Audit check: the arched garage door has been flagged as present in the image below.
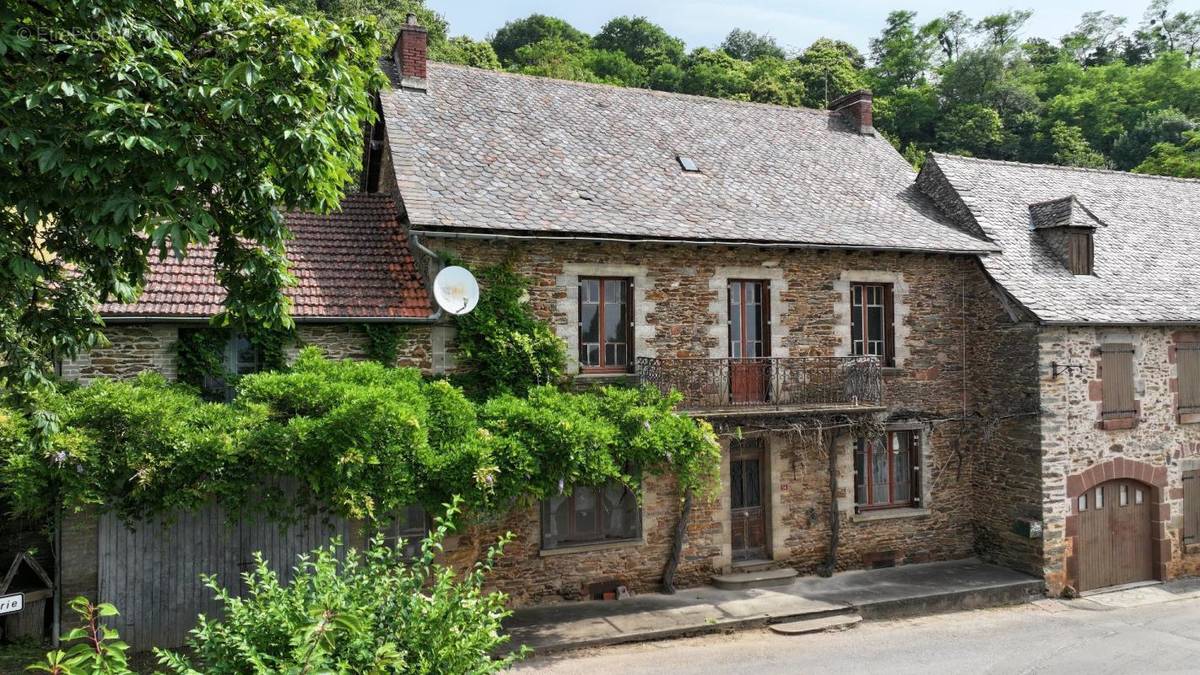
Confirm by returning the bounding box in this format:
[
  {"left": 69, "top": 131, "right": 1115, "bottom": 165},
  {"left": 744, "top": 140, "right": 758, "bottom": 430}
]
[{"left": 1075, "top": 478, "right": 1154, "bottom": 592}]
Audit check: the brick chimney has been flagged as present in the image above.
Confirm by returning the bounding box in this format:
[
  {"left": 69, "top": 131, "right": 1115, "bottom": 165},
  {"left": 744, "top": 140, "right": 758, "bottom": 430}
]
[
  {"left": 392, "top": 13, "right": 428, "bottom": 91},
  {"left": 829, "top": 90, "right": 873, "bottom": 135}
]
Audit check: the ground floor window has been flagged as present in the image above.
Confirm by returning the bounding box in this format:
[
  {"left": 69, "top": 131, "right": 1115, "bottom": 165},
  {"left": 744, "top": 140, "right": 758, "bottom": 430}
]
[
  {"left": 541, "top": 481, "right": 640, "bottom": 550},
  {"left": 383, "top": 504, "right": 429, "bottom": 560},
  {"left": 854, "top": 430, "right": 920, "bottom": 511}
]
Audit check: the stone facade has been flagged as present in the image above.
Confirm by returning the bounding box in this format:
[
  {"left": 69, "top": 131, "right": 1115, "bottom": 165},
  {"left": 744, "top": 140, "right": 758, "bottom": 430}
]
[
  {"left": 62, "top": 322, "right": 436, "bottom": 384},
  {"left": 1038, "top": 325, "right": 1200, "bottom": 594},
  {"left": 422, "top": 236, "right": 1042, "bottom": 604}
]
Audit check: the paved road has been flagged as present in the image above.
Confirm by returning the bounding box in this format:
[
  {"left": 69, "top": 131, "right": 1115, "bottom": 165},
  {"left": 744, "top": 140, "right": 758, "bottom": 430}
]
[{"left": 512, "top": 593, "right": 1200, "bottom": 674}]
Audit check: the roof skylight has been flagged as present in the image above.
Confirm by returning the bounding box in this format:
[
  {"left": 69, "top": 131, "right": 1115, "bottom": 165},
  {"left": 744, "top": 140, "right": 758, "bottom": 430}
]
[{"left": 677, "top": 155, "right": 700, "bottom": 173}]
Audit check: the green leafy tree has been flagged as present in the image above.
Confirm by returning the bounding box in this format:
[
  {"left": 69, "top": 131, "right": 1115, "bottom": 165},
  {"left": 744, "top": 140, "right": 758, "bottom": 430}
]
[
  {"left": 1062, "top": 11, "right": 1129, "bottom": 65},
  {"left": 586, "top": 49, "right": 649, "bottom": 87},
  {"left": 922, "top": 11, "right": 973, "bottom": 63},
  {"left": 976, "top": 10, "right": 1033, "bottom": 49},
  {"left": 1047, "top": 122, "right": 1108, "bottom": 167},
  {"left": 873, "top": 83, "right": 940, "bottom": 149},
  {"left": 593, "top": 16, "right": 686, "bottom": 68},
  {"left": 869, "top": 11, "right": 936, "bottom": 95},
  {"left": 1135, "top": 129, "right": 1200, "bottom": 177},
  {"left": 0, "top": 0, "right": 383, "bottom": 396},
  {"left": 794, "top": 38, "right": 868, "bottom": 108},
  {"left": 1135, "top": 0, "right": 1200, "bottom": 63},
  {"left": 937, "top": 104, "right": 1006, "bottom": 156},
  {"left": 490, "top": 13, "right": 590, "bottom": 65},
  {"left": 1111, "top": 107, "right": 1197, "bottom": 169},
  {"left": 508, "top": 37, "right": 601, "bottom": 83},
  {"left": 680, "top": 48, "right": 751, "bottom": 100},
  {"left": 747, "top": 57, "right": 806, "bottom": 106},
  {"left": 280, "top": 0, "right": 448, "bottom": 48},
  {"left": 721, "top": 28, "right": 786, "bottom": 61},
  {"left": 438, "top": 36, "right": 502, "bottom": 70}
]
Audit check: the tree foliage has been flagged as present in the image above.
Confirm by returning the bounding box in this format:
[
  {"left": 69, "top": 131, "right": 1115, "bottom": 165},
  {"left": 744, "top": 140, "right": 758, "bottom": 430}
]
[{"left": 0, "top": 0, "right": 384, "bottom": 396}]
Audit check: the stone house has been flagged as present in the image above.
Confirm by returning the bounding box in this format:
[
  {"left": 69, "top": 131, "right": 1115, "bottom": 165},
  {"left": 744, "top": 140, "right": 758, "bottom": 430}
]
[
  {"left": 917, "top": 153, "right": 1200, "bottom": 595},
  {"left": 366, "top": 22, "right": 1043, "bottom": 604}
]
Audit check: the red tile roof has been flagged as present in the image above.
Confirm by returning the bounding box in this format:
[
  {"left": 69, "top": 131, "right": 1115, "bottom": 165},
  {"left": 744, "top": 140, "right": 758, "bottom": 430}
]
[{"left": 99, "top": 193, "right": 432, "bottom": 319}]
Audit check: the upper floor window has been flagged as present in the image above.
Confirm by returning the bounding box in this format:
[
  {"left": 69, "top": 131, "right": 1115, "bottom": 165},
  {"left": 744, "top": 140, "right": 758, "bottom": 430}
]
[
  {"left": 1100, "top": 343, "right": 1136, "bottom": 419},
  {"left": 1178, "top": 342, "right": 1200, "bottom": 415},
  {"left": 579, "top": 277, "right": 633, "bottom": 372},
  {"left": 855, "top": 430, "right": 920, "bottom": 511},
  {"left": 850, "top": 283, "right": 894, "bottom": 366},
  {"left": 541, "top": 481, "right": 641, "bottom": 550}
]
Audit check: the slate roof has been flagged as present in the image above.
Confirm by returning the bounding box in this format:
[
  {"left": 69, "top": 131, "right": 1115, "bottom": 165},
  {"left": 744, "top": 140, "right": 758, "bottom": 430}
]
[
  {"left": 100, "top": 193, "right": 432, "bottom": 320},
  {"left": 1027, "top": 196, "right": 1104, "bottom": 231},
  {"left": 927, "top": 153, "right": 1200, "bottom": 324},
  {"left": 379, "top": 63, "right": 995, "bottom": 254}
]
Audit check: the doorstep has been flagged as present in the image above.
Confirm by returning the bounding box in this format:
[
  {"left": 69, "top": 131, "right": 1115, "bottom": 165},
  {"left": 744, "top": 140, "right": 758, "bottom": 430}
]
[{"left": 503, "top": 558, "right": 1043, "bottom": 655}]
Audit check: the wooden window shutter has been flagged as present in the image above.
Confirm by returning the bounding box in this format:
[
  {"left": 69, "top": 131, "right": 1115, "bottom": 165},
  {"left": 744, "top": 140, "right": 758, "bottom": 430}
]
[
  {"left": 1178, "top": 343, "right": 1200, "bottom": 412},
  {"left": 1068, "top": 231, "right": 1094, "bottom": 275},
  {"left": 1100, "top": 343, "right": 1136, "bottom": 417},
  {"left": 1185, "top": 470, "right": 1200, "bottom": 544},
  {"left": 883, "top": 284, "right": 896, "bottom": 367}
]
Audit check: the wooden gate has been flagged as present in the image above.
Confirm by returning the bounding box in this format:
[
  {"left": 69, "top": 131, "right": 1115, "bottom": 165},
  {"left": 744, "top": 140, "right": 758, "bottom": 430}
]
[
  {"left": 1075, "top": 478, "right": 1154, "bottom": 592},
  {"left": 730, "top": 438, "right": 768, "bottom": 561},
  {"left": 98, "top": 504, "right": 358, "bottom": 650}
]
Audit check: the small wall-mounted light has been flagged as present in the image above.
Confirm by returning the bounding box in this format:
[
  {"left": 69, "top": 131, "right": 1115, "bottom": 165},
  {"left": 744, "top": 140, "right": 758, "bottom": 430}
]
[{"left": 1051, "top": 362, "right": 1085, "bottom": 379}]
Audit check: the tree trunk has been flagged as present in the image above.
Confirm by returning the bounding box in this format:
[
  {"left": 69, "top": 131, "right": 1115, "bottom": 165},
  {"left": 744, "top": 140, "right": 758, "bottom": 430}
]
[
  {"left": 662, "top": 488, "right": 694, "bottom": 594},
  {"left": 819, "top": 430, "right": 840, "bottom": 577}
]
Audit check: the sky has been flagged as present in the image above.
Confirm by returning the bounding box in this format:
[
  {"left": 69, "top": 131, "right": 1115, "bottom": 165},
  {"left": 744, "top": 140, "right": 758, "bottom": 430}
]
[{"left": 430, "top": 0, "right": 1182, "bottom": 53}]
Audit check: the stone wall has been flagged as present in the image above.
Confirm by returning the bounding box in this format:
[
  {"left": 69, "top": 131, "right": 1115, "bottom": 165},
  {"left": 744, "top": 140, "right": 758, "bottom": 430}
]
[
  {"left": 1038, "top": 325, "right": 1200, "bottom": 594},
  {"left": 423, "top": 237, "right": 1038, "bottom": 603},
  {"left": 62, "top": 321, "right": 437, "bottom": 384}
]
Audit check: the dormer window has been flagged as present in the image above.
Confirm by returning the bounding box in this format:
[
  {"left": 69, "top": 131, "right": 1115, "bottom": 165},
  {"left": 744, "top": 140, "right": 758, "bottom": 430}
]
[{"left": 1028, "top": 195, "right": 1103, "bottom": 276}]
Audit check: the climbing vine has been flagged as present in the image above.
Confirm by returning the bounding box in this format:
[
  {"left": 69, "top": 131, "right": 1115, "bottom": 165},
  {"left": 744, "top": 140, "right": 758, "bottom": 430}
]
[
  {"left": 0, "top": 350, "right": 720, "bottom": 527},
  {"left": 361, "top": 323, "right": 408, "bottom": 366},
  {"left": 175, "top": 325, "right": 290, "bottom": 393},
  {"left": 450, "top": 261, "right": 567, "bottom": 399}
]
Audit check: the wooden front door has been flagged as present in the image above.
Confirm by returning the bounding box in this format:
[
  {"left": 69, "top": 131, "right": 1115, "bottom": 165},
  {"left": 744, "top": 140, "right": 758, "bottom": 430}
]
[
  {"left": 729, "top": 280, "right": 769, "bottom": 403},
  {"left": 730, "top": 439, "right": 767, "bottom": 561},
  {"left": 1076, "top": 478, "right": 1154, "bottom": 592}
]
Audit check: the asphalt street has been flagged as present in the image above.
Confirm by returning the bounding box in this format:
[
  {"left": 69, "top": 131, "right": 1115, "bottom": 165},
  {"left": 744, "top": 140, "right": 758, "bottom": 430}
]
[{"left": 513, "top": 592, "right": 1200, "bottom": 674}]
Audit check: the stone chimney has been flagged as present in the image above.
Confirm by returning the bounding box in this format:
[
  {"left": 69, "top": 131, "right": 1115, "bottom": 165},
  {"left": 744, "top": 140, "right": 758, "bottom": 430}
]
[
  {"left": 392, "top": 13, "right": 428, "bottom": 91},
  {"left": 829, "top": 90, "right": 873, "bottom": 135}
]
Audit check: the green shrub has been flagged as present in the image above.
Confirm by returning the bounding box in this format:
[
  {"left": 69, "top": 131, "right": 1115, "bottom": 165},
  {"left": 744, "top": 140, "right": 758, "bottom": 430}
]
[
  {"left": 0, "top": 351, "right": 720, "bottom": 528},
  {"left": 30, "top": 501, "right": 524, "bottom": 674}
]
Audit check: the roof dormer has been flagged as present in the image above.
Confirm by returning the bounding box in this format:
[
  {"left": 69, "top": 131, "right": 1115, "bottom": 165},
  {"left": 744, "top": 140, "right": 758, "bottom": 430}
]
[{"left": 1028, "top": 196, "right": 1104, "bottom": 276}]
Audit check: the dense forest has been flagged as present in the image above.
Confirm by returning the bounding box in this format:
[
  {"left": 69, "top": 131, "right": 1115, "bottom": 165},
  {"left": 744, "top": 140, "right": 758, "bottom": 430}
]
[{"left": 288, "top": 0, "right": 1200, "bottom": 177}]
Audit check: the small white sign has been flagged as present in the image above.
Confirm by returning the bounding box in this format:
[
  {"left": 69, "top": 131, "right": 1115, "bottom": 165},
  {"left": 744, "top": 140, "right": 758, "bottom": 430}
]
[{"left": 0, "top": 593, "right": 23, "bottom": 615}]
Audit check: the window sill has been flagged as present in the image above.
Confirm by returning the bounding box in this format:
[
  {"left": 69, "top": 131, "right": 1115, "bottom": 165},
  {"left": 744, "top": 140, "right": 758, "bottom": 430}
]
[
  {"left": 881, "top": 367, "right": 906, "bottom": 376},
  {"left": 851, "top": 507, "right": 930, "bottom": 523},
  {"left": 539, "top": 538, "right": 644, "bottom": 557},
  {"left": 1099, "top": 415, "right": 1138, "bottom": 431},
  {"left": 1179, "top": 411, "right": 1200, "bottom": 425},
  {"left": 1184, "top": 542, "right": 1200, "bottom": 556}
]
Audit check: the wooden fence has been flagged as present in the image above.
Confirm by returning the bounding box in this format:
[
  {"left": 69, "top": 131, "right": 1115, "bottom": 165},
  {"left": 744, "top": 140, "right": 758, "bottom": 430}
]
[{"left": 97, "top": 504, "right": 360, "bottom": 650}]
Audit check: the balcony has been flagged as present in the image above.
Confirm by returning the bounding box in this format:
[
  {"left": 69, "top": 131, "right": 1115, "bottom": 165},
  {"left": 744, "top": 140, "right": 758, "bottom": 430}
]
[{"left": 636, "top": 356, "right": 883, "bottom": 416}]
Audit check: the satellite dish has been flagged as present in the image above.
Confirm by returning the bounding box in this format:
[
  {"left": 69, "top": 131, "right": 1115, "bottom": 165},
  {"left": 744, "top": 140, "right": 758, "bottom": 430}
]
[{"left": 433, "top": 266, "right": 480, "bottom": 316}]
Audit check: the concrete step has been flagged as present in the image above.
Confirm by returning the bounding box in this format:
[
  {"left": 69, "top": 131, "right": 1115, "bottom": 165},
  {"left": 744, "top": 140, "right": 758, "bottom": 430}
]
[
  {"left": 770, "top": 613, "right": 862, "bottom": 635},
  {"left": 712, "top": 567, "right": 799, "bottom": 590},
  {"left": 731, "top": 559, "right": 783, "bottom": 574}
]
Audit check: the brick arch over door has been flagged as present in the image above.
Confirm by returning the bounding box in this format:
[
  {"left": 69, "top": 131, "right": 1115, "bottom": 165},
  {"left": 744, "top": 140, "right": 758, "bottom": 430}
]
[{"left": 1064, "top": 458, "right": 1169, "bottom": 593}]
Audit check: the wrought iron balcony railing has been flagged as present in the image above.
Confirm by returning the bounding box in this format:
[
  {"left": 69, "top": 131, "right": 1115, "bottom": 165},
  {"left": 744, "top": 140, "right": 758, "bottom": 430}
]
[{"left": 636, "top": 356, "right": 883, "bottom": 413}]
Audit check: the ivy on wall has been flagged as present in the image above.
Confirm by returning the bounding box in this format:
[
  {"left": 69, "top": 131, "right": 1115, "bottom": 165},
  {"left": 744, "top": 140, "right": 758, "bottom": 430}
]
[
  {"left": 450, "top": 262, "right": 567, "bottom": 399},
  {"left": 361, "top": 324, "right": 408, "bottom": 366},
  {"left": 175, "top": 325, "right": 290, "bottom": 394}
]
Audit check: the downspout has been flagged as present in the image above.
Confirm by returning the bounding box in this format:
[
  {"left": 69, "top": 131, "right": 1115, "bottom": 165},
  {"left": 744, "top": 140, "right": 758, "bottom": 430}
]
[{"left": 408, "top": 232, "right": 444, "bottom": 322}]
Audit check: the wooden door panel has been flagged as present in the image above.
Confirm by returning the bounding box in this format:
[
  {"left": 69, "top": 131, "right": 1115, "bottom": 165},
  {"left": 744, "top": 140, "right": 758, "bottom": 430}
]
[
  {"left": 1076, "top": 479, "right": 1153, "bottom": 592},
  {"left": 730, "top": 443, "right": 767, "bottom": 561}
]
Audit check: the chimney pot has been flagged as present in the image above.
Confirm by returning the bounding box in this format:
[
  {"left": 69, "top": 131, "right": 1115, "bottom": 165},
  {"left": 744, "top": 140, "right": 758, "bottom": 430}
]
[
  {"left": 829, "top": 89, "right": 874, "bottom": 135},
  {"left": 393, "top": 15, "right": 428, "bottom": 90}
]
